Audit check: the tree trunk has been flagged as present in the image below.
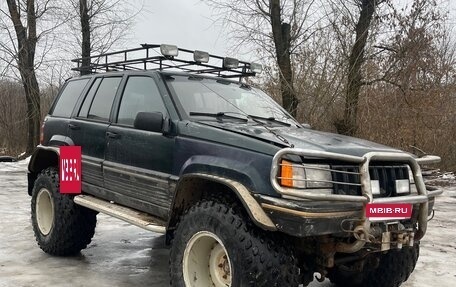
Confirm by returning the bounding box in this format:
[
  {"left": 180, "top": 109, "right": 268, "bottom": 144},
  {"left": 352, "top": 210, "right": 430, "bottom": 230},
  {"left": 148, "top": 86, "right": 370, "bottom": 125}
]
[
  {"left": 270, "top": 0, "right": 298, "bottom": 117},
  {"left": 7, "top": 0, "right": 41, "bottom": 154},
  {"left": 21, "top": 69, "right": 41, "bottom": 154},
  {"left": 80, "top": 0, "right": 91, "bottom": 75},
  {"left": 336, "top": 0, "right": 376, "bottom": 136}
]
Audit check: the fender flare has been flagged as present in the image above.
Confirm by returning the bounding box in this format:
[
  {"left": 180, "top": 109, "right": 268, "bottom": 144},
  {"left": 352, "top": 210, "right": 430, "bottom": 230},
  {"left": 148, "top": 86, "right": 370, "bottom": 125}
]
[
  {"left": 28, "top": 145, "right": 60, "bottom": 173},
  {"left": 169, "top": 173, "right": 277, "bottom": 231},
  {"left": 27, "top": 145, "right": 60, "bottom": 195}
]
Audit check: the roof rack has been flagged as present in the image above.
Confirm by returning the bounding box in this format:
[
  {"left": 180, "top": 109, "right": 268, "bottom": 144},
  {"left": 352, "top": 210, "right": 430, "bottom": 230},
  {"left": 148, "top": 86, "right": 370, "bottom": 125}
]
[{"left": 71, "top": 44, "right": 262, "bottom": 80}]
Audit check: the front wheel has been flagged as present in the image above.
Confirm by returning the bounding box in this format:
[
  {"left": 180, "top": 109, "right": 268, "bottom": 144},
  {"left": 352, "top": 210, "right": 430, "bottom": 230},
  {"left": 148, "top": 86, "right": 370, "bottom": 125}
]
[
  {"left": 169, "top": 199, "right": 300, "bottom": 286},
  {"left": 328, "top": 243, "right": 420, "bottom": 287}
]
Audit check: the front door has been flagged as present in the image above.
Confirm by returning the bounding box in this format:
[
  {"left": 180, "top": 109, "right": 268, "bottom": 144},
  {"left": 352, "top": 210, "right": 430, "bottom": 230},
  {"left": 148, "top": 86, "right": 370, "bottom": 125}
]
[{"left": 104, "top": 75, "right": 175, "bottom": 219}]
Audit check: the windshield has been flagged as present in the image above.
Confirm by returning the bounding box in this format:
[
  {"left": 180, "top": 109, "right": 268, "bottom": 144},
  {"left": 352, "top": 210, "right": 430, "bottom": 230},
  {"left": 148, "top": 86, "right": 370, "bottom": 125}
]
[{"left": 166, "top": 76, "right": 299, "bottom": 126}]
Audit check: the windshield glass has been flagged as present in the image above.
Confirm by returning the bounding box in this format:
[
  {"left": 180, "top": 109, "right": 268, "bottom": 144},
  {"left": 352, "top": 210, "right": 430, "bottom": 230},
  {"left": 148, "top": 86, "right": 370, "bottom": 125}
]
[{"left": 166, "top": 76, "right": 299, "bottom": 126}]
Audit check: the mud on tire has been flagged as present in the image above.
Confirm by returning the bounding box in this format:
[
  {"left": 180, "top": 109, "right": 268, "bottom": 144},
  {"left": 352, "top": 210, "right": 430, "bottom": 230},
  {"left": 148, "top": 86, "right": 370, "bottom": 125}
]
[
  {"left": 169, "top": 198, "right": 300, "bottom": 287},
  {"left": 329, "top": 243, "right": 420, "bottom": 287},
  {"left": 31, "top": 167, "right": 97, "bottom": 256}
]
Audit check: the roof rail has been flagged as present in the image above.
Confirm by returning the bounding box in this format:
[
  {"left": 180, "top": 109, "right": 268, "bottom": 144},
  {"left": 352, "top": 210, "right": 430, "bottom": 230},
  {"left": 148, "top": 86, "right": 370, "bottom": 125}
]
[{"left": 71, "top": 44, "right": 262, "bottom": 80}]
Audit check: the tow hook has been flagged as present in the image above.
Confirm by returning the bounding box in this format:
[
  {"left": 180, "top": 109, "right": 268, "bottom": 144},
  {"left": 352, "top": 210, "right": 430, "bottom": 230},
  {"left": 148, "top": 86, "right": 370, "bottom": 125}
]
[{"left": 315, "top": 272, "right": 326, "bottom": 282}]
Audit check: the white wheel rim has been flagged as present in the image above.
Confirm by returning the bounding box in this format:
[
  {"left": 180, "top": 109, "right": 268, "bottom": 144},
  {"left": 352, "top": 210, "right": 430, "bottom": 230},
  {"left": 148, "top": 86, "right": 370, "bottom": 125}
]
[
  {"left": 36, "top": 188, "right": 54, "bottom": 235},
  {"left": 183, "top": 231, "right": 232, "bottom": 287}
]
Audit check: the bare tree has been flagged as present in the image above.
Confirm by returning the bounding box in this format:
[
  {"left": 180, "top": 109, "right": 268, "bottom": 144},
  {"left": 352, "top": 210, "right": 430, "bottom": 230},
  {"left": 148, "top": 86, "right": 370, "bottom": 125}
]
[
  {"left": 79, "top": 0, "right": 91, "bottom": 75},
  {"left": 330, "top": 0, "right": 445, "bottom": 136},
  {"left": 2, "top": 0, "right": 41, "bottom": 154},
  {"left": 206, "top": 0, "right": 319, "bottom": 117},
  {"left": 0, "top": 80, "right": 27, "bottom": 155},
  {"left": 269, "top": 0, "right": 296, "bottom": 116},
  {"left": 67, "top": 0, "right": 143, "bottom": 75},
  {"left": 0, "top": 0, "right": 68, "bottom": 154},
  {"left": 332, "top": 0, "right": 384, "bottom": 136},
  {"left": 292, "top": 29, "right": 347, "bottom": 127}
]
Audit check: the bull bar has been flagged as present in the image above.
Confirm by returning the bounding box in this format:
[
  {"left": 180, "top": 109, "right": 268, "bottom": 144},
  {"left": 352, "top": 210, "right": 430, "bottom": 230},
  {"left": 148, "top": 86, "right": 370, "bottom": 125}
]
[{"left": 270, "top": 148, "right": 443, "bottom": 252}]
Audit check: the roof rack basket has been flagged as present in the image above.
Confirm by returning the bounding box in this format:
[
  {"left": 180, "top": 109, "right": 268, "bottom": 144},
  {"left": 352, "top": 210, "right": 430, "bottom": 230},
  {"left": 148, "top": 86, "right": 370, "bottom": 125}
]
[{"left": 71, "top": 44, "right": 262, "bottom": 80}]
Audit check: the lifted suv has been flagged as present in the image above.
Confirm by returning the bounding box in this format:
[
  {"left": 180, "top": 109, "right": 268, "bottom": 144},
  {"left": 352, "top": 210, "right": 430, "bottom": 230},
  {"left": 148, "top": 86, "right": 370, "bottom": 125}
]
[{"left": 27, "top": 44, "right": 442, "bottom": 286}]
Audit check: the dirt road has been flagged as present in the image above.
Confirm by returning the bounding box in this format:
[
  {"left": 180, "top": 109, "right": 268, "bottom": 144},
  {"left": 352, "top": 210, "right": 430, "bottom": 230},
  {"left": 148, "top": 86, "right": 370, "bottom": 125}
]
[{"left": 1, "top": 160, "right": 454, "bottom": 286}]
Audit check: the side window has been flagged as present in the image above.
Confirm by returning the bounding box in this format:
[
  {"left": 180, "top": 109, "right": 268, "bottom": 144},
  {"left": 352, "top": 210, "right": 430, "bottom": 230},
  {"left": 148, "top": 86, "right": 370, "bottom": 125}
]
[
  {"left": 78, "top": 78, "right": 102, "bottom": 118},
  {"left": 87, "top": 77, "right": 122, "bottom": 121},
  {"left": 117, "top": 76, "right": 167, "bottom": 126},
  {"left": 52, "top": 79, "right": 90, "bottom": 118}
]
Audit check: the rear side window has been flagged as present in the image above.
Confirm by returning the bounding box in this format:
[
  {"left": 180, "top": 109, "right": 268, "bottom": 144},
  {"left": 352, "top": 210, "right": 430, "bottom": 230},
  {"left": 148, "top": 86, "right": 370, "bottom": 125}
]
[
  {"left": 83, "top": 77, "right": 122, "bottom": 121},
  {"left": 117, "top": 76, "right": 167, "bottom": 126},
  {"left": 52, "top": 79, "right": 90, "bottom": 117}
]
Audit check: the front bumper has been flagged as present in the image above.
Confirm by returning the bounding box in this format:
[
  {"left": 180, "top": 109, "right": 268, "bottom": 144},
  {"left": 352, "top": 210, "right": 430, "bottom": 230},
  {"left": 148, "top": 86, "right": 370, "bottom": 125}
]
[
  {"left": 268, "top": 148, "right": 443, "bottom": 252},
  {"left": 257, "top": 195, "right": 363, "bottom": 236},
  {"left": 257, "top": 194, "right": 436, "bottom": 237}
]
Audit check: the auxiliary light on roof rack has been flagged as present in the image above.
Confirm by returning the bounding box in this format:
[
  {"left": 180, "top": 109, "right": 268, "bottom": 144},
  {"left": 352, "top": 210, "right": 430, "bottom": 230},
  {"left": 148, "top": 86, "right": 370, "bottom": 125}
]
[{"left": 71, "top": 44, "right": 262, "bottom": 81}]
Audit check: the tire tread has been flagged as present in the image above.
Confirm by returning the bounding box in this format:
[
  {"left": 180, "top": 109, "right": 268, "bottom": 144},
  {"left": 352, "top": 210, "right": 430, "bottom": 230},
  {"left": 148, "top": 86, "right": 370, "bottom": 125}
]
[
  {"left": 169, "top": 195, "right": 300, "bottom": 286},
  {"left": 31, "top": 167, "right": 97, "bottom": 256}
]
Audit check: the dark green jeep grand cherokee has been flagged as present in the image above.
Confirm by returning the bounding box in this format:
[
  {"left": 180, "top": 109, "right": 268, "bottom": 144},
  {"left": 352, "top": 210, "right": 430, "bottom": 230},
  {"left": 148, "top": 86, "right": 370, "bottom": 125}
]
[{"left": 27, "top": 44, "right": 442, "bottom": 287}]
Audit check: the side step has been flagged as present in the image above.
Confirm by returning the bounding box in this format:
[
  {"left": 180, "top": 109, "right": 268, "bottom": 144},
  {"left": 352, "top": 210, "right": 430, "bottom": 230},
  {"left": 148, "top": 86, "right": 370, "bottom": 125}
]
[{"left": 74, "top": 195, "right": 166, "bottom": 234}]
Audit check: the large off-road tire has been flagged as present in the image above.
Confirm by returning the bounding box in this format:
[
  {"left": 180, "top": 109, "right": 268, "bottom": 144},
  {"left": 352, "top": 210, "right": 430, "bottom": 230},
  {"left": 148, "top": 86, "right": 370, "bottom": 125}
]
[
  {"left": 328, "top": 243, "right": 420, "bottom": 287},
  {"left": 31, "top": 167, "right": 97, "bottom": 256},
  {"left": 169, "top": 198, "right": 300, "bottom": 287}
]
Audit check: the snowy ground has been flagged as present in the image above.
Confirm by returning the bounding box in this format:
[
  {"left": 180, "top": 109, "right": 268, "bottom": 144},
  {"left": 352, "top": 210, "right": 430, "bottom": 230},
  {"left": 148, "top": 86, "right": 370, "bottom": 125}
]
[{"left": 0, "top": 159, "right": 455, "bottom": 286}]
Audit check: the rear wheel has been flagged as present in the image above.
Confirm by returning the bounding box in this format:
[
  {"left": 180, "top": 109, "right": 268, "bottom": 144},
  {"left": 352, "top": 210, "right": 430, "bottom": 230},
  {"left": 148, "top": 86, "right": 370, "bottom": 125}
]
[
  {"left": 31, "top": 167, "right": 97, "bottom": 256},
  {"left": 169, "top": 198, "right": 300, "bottom": 286}
]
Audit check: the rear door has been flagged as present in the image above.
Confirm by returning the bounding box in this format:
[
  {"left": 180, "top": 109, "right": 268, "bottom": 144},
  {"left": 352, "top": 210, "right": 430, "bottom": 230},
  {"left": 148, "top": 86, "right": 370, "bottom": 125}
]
[
  {"left": 104, "top": 75, "right": 175, "bottom": 219},
  {"left": 68, "top": 76, "right": 123, "bottom": 191},
  {"left": 45, "top": 78, "right": 90, "bottom": 146}
]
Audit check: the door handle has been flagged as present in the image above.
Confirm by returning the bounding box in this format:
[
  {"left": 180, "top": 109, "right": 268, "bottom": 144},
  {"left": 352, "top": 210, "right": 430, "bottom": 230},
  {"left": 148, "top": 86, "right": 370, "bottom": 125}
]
[
  {"left": 106, "top": 131, "right": 121, "bottom": 139},
  {"left": 68, "top": 123, "right": 80, "bottom": 130}
]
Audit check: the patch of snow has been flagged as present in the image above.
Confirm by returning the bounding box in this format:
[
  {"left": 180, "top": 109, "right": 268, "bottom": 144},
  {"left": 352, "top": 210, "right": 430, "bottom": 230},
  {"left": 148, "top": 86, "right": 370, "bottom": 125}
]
[
  {"left": 0, "top": 156, "right": 30, "bottom": 173},
  {"left": 443, "top": 186, "right": 456, "bottom": 197},
  {"left": 441, "top": 172, "right": 455, "bottom": 180}
]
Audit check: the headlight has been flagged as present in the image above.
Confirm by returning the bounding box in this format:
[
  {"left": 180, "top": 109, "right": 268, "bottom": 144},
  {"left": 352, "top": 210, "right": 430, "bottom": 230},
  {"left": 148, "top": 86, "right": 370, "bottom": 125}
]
[
  {"left": 396, "top": 179, "right": 410, "bottom": 194},
  {"left": 280, "top": 161, "right": 332, "bottom": 189},
  {"left": 304, "top": 164, "right": 333, "bottom": 188}
]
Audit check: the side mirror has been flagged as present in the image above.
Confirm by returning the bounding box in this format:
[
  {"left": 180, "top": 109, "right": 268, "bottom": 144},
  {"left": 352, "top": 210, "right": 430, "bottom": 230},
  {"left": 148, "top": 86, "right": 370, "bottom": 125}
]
[
  {"left": 301, "top": 123, "right": 311, "bottom": 129},
  {"left": 134, "top": 112, "right": 164, "bottom": 133}
]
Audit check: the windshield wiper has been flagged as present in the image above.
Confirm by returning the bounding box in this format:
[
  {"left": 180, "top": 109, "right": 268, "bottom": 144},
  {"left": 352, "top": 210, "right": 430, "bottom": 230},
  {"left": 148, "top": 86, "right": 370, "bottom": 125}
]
[
  {"left": 189, "top": 112, "right": 248, "bottom": 122},
  {"left": 247, "top": 115, "right": 291, "bottom": 127}
]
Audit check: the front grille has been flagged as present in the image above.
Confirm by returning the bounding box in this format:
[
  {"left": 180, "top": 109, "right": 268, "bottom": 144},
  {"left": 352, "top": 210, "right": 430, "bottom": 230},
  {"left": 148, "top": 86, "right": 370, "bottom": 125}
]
[
  {"left": 369, "top": 165, "right": 409, "bottom": 197},
  {"left": 331, "top": 164, "right": 409, "bottom": 197},
  {"left": 331, "top": 165, "right": 361, "bottom": 196}
]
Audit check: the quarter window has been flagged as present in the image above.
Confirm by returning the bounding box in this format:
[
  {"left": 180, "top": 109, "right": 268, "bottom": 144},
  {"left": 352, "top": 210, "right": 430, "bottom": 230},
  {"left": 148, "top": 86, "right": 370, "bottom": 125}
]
[{"left": 52, "top": 79, "right": 89, "bottom": 118}]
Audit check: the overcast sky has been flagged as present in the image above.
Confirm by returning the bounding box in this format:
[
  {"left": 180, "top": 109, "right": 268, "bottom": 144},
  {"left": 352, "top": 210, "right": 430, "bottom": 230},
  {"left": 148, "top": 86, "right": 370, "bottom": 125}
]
[
  {"left": 130, "top": 0, "right": 456, "bottom": 63},
  {"left": 133, "top": 1, "right": 231, "bottom": 57}
]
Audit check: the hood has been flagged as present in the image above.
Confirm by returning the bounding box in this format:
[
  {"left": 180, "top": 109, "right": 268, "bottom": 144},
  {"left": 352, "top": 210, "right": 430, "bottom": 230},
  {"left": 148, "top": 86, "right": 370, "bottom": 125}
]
[{"left": 199, "top": 121, "right": 403, "bottom": 157}]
